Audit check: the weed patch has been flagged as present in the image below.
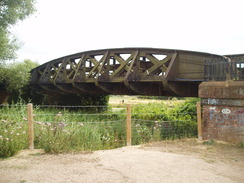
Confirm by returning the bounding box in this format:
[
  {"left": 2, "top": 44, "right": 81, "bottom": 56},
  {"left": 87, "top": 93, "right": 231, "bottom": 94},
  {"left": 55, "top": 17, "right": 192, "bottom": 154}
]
[{"left": 0, "top": 99, "right": 199, "bottom": 157}]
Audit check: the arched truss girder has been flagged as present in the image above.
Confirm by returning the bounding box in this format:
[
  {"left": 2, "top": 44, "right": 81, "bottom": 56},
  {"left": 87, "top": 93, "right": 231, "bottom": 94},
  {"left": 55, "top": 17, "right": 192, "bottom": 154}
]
[{"left": 30, "top": 48, "right": 225, "bottom": 97}]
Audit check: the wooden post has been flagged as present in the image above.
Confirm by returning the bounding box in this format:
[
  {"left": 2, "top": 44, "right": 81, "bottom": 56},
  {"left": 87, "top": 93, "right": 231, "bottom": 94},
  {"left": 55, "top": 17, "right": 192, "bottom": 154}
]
[
  {"left": 126, "top": 104, "right": 132, "bottom": 146},
  {"left": 196, "top": 101, "right": 202, "bottom": 140},
  {"left": 27, "top": 103, "right": 34, "bottom": 151}
]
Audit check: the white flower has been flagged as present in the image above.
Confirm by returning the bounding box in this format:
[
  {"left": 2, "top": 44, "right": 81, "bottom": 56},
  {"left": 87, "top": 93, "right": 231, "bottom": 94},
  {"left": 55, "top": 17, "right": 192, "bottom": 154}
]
[
  {"left": 56, "top": 112, "right": 62, "bottom": 117},
  {"left": 16, "top": 133, "right": 20, "bottom": 136},
  {"left": 58, "top": 122, "right": 66, "bottom": 127},
  {"left": 79, "top": 123, "right": 84, "bottom": 126},
  {"left": 135, "top": 124, "right": 140, "bottom": 128},
  {"left": 22, "top": 131, "right": 26, "bottom": 134},
  {"left": 5, "top": 138, "right": 9, "bottom": 141}
]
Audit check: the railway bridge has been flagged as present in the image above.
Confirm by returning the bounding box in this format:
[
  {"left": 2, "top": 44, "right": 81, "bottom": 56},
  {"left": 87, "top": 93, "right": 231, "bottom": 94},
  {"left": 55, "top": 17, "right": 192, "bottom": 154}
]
[
  {"left": 14, "top": 48, "right": 244, "bottom": 143},
  {"left": 30, "top": 48, "right": 243, "bottom": 97}
]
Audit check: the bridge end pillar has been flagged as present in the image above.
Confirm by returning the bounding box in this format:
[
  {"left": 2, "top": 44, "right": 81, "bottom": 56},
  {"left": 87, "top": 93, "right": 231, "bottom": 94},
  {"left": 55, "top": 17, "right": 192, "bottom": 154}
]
[{"left": 199, "top": 81, "right": 244, "bottom": 144}]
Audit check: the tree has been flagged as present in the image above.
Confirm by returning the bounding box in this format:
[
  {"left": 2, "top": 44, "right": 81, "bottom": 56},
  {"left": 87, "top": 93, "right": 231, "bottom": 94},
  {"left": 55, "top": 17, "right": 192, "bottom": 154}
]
[
  {"left": 0, "top": 0, "right": 36, "bottom": 103},
  {"left": 0, "top": 59, "right": 39, "bottom": 103},
  {"left": 1, "top": 59, "right": 38, "bottom": 92},
  {"left": 0, "top": 0, "right": 36, "bottom": 62}
]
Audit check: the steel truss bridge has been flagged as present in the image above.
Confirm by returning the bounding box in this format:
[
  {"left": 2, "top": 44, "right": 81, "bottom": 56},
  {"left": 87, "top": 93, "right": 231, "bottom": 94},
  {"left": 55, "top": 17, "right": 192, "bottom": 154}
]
[{"left": 30, "top": 48, "right": 244, "bottom": 97}]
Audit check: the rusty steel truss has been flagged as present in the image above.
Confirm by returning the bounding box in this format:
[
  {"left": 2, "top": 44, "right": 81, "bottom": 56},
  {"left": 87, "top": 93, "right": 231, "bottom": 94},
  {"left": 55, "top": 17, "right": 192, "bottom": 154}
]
[{"left": 30, "top": 48, "right": 225, "bottom": 97}]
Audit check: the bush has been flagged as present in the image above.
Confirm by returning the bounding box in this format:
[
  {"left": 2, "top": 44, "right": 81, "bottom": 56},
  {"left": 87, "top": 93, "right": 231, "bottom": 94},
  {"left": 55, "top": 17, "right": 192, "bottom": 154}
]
[
  {"left": 0, "top": 105, "right": 28, "bottom": 158},
  {"left": 131, "top": 98, "right": 199, "bottom": 144}
]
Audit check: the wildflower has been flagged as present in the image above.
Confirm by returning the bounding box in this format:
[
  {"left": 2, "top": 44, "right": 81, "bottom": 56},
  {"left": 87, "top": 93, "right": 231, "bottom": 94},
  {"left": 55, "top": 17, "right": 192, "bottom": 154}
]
[
  {"left": 58, "top": 122, "right": 66, "bottom": 127},
  {"left": 4, "top": 130, "right": 8, "bottom": 133},
  {"left": 46, "top": 123, "right": 51, "bottom": 126},
  {"left": 5, "top": 138, "right": 9, "bottom": 141},
  {"left": 10, "top": 131, "right": 14, "bottom": 134},
  {"left": 135, "top": 124, "right": 140, "bottom": 128},
  {"left": 23, "top": 117, "right": 27, "bottom": 121},
  {"left": 57, "top": 112, "right": 62, "bottom": 117},
  {"left": 22, "top": 131, "right": 26, "bottom": 134},
  {"left": 79, "top": 123, "right": 84, "bottom": 126},
  {"left": 1, "top": 120, "right": 7, "bottom": 123},
  {"left": 16, "top": 133, "right": 20, "bottom": 136},
  {"left": 0, "top": 135, "right": 3, "bottom": 140}
]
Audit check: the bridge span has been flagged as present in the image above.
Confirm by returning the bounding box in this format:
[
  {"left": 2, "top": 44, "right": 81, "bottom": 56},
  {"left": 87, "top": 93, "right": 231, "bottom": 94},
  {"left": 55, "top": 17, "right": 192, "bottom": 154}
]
[{"left": 30, "top": 48, "right": 237, "bottom": 97}]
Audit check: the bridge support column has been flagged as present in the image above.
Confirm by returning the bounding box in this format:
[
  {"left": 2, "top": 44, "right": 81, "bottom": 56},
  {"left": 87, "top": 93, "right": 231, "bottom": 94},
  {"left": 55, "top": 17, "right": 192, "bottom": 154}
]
[{"left": 199, "top": 81, "right": 244, "bottom": 144}]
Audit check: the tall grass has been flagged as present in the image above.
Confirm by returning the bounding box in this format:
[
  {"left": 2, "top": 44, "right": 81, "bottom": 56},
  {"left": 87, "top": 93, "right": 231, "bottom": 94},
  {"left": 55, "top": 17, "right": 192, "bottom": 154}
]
[
  {"left": 0, "top": 99, "right": 198, "bottom": 157},
  {"left": 131, "top": 98, "right": 198, "bottom": 144},
  {"left": 0, "top": 104, "right": 28, "bottom": 157}
]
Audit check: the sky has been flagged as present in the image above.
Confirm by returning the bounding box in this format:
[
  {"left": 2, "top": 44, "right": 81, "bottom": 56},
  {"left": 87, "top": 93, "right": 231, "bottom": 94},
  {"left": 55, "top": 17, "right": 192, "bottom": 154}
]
[{"left": 11, "top": 0, "right": 244, "bottom": 64}]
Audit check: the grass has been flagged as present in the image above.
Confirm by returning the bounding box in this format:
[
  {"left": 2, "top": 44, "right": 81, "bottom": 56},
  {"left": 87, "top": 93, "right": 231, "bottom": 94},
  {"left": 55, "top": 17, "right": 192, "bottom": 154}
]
[{"left": 0, "top": 98, "right": 199, "bottom": 158}]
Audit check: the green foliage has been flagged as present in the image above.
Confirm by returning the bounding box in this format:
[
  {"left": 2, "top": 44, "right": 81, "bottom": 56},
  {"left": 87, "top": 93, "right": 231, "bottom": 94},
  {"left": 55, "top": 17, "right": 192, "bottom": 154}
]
[
  {"left": 0, "top": 99, "right": 199, "bottom": 157},
  {"left": 1, "top": 59, "right": 39, "bottom": 93},
  {"left": 17, "top": 84, "right": 45, "bottom": 105},
  {"left": 0, "top": 59, "right": 40, "bottom": 104},
  {"left": 0, "top": 29, "right": 19, "bottom": 61},
  {"left": 43, "top": 94, "right": 109, "bottom": 111},
  {"left": 0, "top": 0, "right": 36, "bottom": 28},
  {"left": 131, "top": 98, "right": 199, "bottom": 144},
  {"left": 0, "top": 105, "right": 28, "bottom": 158},
  {"left": 31, "top": 106, "right": 126, "bottom": 153},
  {"left": 0, "top": 0, "right": 36, "bottom": 62}
]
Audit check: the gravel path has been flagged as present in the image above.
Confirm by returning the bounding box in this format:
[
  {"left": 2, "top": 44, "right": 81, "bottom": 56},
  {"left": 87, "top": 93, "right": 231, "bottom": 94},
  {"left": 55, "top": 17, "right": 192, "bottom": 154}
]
[{"left": 0, "top": 142, "right": 243, "bottom": 183}]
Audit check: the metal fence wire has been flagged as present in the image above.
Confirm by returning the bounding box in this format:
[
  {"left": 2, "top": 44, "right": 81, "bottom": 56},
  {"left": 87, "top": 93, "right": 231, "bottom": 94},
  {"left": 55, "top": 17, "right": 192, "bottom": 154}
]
[{"left": 0, "top": 104, "right": 198, "bottom": 151}]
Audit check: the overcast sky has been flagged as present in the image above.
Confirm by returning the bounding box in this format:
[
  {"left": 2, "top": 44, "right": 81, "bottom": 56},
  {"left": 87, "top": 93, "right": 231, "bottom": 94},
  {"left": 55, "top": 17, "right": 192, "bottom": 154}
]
[{"left": 12, "top": 0, "right": 244, "bottom": 64}]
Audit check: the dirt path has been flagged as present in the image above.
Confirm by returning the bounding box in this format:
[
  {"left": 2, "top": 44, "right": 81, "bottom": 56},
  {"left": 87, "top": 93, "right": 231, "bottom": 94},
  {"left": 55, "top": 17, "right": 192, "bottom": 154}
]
[{"left": 0, "top": 140, "right": 243, "bottom": 183}]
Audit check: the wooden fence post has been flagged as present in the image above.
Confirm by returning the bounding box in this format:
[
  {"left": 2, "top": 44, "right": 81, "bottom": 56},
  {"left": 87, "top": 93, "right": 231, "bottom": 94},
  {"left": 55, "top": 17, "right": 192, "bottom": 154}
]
[
  {"left": 196, "top": 101, "right": 202, "bottom": 140},
  {"left": 126, "top": 104, "right": 132, "bottom": 146},
  {"left": 27, "top": 103, "right": 34, "bottom": 151}
]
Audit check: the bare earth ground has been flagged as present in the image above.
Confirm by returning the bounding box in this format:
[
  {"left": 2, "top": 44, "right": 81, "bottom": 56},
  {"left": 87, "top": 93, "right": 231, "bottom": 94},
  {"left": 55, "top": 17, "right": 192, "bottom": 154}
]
[{"left": 0, "top": 139, "right": 243, "bottom": 183}]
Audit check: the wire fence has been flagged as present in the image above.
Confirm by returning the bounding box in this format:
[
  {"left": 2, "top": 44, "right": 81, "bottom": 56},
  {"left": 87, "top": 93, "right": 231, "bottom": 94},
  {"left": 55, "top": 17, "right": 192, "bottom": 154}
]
[{"left": 0, "top": 103, "right": 199, "bottom": 154}]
